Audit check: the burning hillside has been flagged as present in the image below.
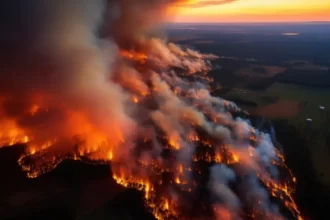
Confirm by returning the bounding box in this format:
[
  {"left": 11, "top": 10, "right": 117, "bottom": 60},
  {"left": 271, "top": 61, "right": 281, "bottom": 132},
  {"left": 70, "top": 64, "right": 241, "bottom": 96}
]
[{"left": 0, "top": 1, "right": 303, "bottom": 220}]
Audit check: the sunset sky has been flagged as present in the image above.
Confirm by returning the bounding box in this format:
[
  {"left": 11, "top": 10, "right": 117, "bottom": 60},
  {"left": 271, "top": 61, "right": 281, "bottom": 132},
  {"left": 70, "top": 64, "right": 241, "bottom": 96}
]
[{"left": 169, "top": 0, "right": 330, "bottom": 23}]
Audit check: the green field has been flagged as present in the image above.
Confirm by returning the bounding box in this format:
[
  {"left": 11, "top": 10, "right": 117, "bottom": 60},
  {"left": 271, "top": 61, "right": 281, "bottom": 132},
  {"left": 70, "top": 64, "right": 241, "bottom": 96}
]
[
  {"left": 265, "top": 83, "right": 330, "bottom": 125},
  {"left": 266, "top": 83, "right": 330, "bottom": 106},
  {"left": 224, "top": 82, "right": 330, "bottom": 127}
]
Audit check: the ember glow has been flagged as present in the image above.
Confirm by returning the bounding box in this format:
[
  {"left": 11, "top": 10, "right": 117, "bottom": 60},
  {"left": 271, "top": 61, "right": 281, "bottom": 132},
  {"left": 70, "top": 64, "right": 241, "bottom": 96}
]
[{"left": 0, "top": 0, "right": 303, "bottom": 219}]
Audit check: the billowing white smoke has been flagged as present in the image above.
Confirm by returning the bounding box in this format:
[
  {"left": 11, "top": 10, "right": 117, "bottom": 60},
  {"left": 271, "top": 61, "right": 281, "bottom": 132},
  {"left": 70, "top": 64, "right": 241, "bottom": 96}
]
[{"left": 209, "top": 165, "right": 241, "bottom": 219}]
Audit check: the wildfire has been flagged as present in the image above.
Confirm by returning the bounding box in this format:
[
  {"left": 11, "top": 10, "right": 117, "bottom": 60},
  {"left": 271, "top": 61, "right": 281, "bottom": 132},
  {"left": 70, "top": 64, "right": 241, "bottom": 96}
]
[
  {"left": 29, "top": 104, "right": 40, "bottom": 116},
  {"left": 0, "top": 119, "right": 28, "bottom": 147},
  {"left": 132, "top": 95, "right": 140, "bottom": 103},
  {"left": 108, "top": 150, "right": 113, "bottom": 160},
  {"left": 112, "top": 172, "right": 178, "bottom": 219},
  {"left": 261, "top": 177, "right": 303, "bottom": 220},
  {"left": 120, "top": 50, "right": 148, "bottom": 64},
  {"left": 169, "top": 136, "right": 181, "bottom": 150},
  {"left": 0, "top": 2, "right": 304, "bottom": 219}
]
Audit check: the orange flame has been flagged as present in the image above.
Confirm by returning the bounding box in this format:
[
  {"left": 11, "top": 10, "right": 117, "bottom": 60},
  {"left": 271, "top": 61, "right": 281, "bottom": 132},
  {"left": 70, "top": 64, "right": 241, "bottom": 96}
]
[{"left": 120, "top": 50, "right": 148, "bottom": 64}]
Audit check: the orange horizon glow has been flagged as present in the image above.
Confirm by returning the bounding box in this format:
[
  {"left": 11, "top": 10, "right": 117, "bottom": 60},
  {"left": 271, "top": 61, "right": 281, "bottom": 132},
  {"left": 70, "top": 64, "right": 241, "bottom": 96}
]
[{"left": 168, "top": 0, "right": 330, "bottom": 23}]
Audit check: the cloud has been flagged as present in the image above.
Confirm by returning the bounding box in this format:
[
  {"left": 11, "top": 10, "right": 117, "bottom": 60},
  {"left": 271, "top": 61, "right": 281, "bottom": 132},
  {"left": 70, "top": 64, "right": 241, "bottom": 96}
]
[{"left": 174, "top": 0, "right": 237, "bottom": 8}]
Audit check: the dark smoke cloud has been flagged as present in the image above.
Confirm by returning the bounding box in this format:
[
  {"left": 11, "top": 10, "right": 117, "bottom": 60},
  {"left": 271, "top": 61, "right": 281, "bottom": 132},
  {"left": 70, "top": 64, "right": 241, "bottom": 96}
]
[
  {"left": 0, "top": 0, "right": 136, "bottom": 154},
  {"left": 103, "top": 0, "right": 183, "bottom": 48},
  {"left": 0, "top": 0, "right": 219, "bottom": 144},
  {"left": 0, "top": 0, "right": 106, "bottom": 92}
]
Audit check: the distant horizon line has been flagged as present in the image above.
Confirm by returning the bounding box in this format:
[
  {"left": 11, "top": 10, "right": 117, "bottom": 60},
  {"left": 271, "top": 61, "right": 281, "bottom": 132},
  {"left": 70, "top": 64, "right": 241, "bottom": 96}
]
[{"left": 165, "top": 21, "right": 330, "bottom": 25}]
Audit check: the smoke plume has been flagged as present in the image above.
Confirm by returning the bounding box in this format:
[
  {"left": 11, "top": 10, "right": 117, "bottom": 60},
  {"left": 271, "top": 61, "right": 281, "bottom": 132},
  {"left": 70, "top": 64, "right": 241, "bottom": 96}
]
[{"left": 0, "top": 1, "right": 303, "bottom": 220}]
